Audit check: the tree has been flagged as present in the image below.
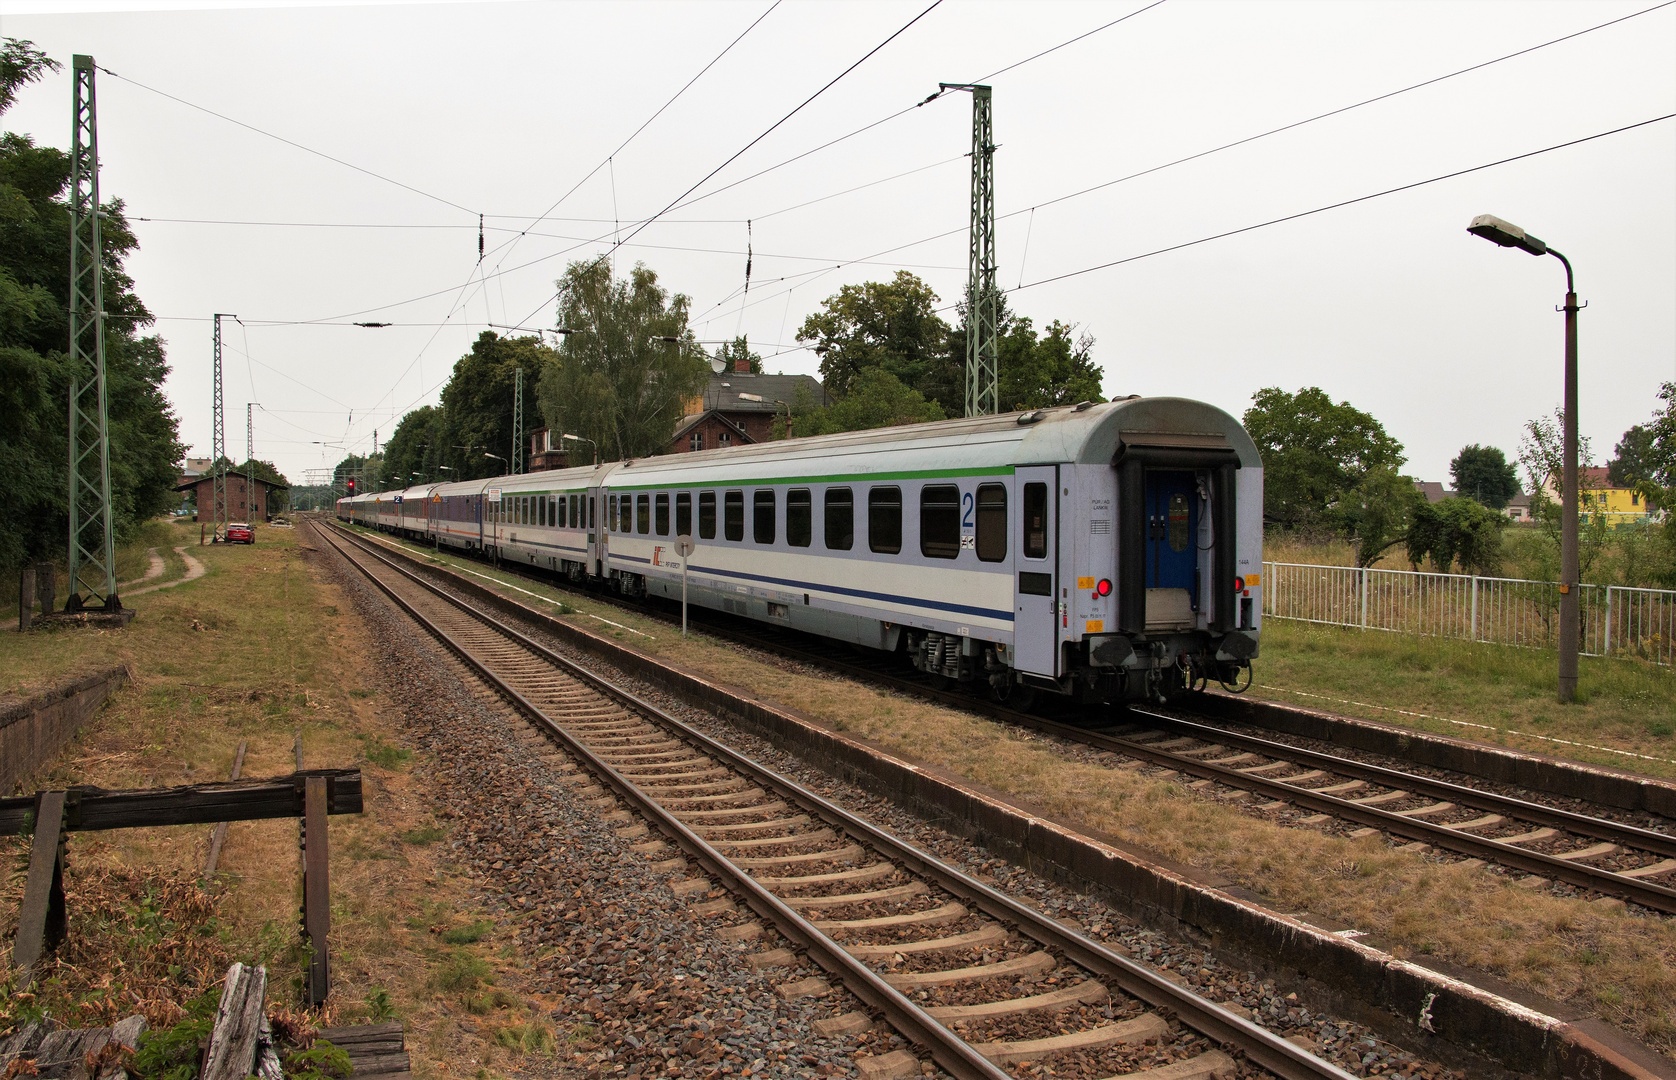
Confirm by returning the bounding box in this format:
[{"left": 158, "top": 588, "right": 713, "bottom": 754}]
[
  {"left": 782, "top": 368, "right": 944, "bottom": 438},
  {"left": 1517, "top": 406, "right": 1611, "bottom": 581},
  {"left": 712, "top": 335, "right": 761, "bottom": 375},
  {"left": 1335, "top": 467, "right": 1424, "bottom": 567},
  {"left": 537, "top": 260, "right": 708, "bottom": 462},
  {"left": 378, "top": 406, "right": 440, "bottom": 487},
  {"left": 1608, "top": 424, "right": 1655, "bottom": 489},
  {"left": 1406, "top": 496, "right": 1504, "bottom": 575},
  {"left": 943, "top": 291, "right": 1104, "bottom": 414},
  {"left": 1450, "top": 444, "right": 1519, "bottom": 509},
  {"left": 797, "top": 271, "right": 950, "bottom": 398},
  {"left": 0, "top": 39, "right": 184, "bottom": 573},
  {"left": 437, "top": 331, "right": 553, "bottom": 479},
  {"left": 1242, "top": 387, "right": 1405, "bottom": 527}
]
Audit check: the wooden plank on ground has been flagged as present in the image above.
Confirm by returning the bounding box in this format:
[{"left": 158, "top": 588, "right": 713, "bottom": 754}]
[
  {"left": 202, "top": 739, "right": 249, "bottom": 876},
  {"left": 0, "top": 769, "right": 362, "bottom": 835},
  {"left": 12, "top": 790, "right": 67, "bottom": 980},
  {"left": 318, "top": 1022, "right": 412, "bottom": 1077},
  {"left": 202, "top": 962, "right": 268, "bottom": 1080},
  {"left": 304, "top": 775, "right": 330, "bottom": 1006}
]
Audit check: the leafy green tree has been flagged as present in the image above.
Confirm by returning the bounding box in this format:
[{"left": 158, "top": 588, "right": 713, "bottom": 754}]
[
  {"left": 782, "top": 368, "right": 944, "bottom": 438},
  {"left": 1516, "top": 406, "right": 1611, "bottom": 581},
  {"left": 378, "top": 406, "right": 440, "bottom": 487},
  {"left": 1335, "top": 467, "right": 1424, "bottom": 568},
  {"left": 0, "top": 39, "right": 184, "bottom": 572},
  {"left": 1608, "top": 424, "right": 1654, "bottom": 489},
  {"left": 712, "top": 335, "right": 761, "bottom": 375},
  {"left": 939, "top": 291, "right": 1105, "bottom": 414},
  {"left": 437, "top": 331, "right": 552, "bottom": 478},
  {"left": 1449, "top": 444, "right": 1519, "bottom": 509},
  {"left": 1242, "top": 387, "right": 1405, "bottom": 527},
  {"left": 797, "top": 271, "right": 950, "bottom": 398},
  {"left": 537, "top": 260, "right": 708, "bottom": 461},
  {"left": 1405, "top": 496, "right": 1505, "bottom": 575}
]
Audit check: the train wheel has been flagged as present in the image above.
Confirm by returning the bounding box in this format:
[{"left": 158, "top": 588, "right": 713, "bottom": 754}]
[{"left": 992, "top": 681, "right": 1036, "bottom": 712}]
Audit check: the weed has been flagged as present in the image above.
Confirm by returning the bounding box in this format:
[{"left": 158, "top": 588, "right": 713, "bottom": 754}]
[
  {"left": 400, "top": 825, "right": 447, "bottom": 845},
  {"left": 442, "top": 920, "right": 493, "bottom": 945},
  {"left": 132, "top": 990, "right": 218, "bottom": 1079},
  {"left": 565, "top": 1022, "right": 599, "bottom": 1047},
  {"left": 1648, "top": 720, "right": 1674, "bottom": 738},
  {"left": 493, "top": 1021, "right": 556, "bottom": 1055},
  {"left": 283, "top": 1040, "right": 353, "bottom": 1079},
  {"left": 433, "top": 949, "right": 492, "bottom": 992},
  {"left": 361, "top": 736, "right": 412, "bottom": 769},
  {"left": 364, "top": 987, "right": 396, "bottom": 1022},
  {"left": 349, "top": 688, "right": 375, "bottom": 698}
]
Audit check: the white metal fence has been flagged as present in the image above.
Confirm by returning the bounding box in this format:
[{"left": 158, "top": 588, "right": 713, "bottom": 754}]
[{"left": 1262, "top": 562, "right": 1676, "bottom": 666}]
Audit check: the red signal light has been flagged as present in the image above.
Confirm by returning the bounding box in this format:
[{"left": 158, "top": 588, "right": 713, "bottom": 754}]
[
  {"left": 1234, "top": 575, "right": 1244, "bottom": 592},
  {"left": 1095, "top": 578, "right": 1112, "bottom": 597}
]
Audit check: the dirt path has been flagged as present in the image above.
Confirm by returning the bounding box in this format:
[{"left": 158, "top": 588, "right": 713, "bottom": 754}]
[
  {"left": 125, "top": 547, "right": 206, "bottom": 597},
  {"left": 118, "top": 547, "right": 165, "bottom": 589}
]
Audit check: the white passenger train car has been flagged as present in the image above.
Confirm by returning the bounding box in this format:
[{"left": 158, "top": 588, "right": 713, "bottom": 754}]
[{"left": 339, "top": 396, "right": 1262, "bottom": 704}]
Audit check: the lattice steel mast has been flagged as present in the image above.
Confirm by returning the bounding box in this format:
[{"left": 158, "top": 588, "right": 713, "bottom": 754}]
[
  {"left": 246, "top": 402, "right": 259, "bottom": 521},
  {"left": 942, "top": 82, "right": 998, "bottom": 418},
  {"left": 512, "top": 366, "right": 525, "bottom": 475},
  {"left": 65, "top": 55, "right": 119, "bottom": 612},
  {"left": 211, "top": 314, "right": 231, "bottom": 539}
]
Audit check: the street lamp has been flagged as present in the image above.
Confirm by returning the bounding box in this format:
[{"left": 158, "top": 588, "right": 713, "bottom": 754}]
[
  {"left": 560, "top": 432, "right": 598, "bottom": 466},
  {"left": 483, "top": 451, "right": 507, "bottom": 475},
  {"left": 1468, "top": 213, "right": 1582, "bottom": 703}
]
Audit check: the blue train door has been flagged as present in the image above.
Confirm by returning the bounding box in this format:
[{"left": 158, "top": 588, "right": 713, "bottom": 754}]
[{"left": 1145, "top": 471, "right": 1198, "bottom": 629}]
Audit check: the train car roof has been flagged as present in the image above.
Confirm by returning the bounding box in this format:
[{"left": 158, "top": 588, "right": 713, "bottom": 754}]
[{"left": 607, "top": 397, "right": 1258, "bottom": 489}]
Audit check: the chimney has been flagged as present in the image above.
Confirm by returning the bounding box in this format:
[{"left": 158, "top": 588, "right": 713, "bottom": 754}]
[{"left": 734, "top": 358, "right": 751, "bottom": 375}]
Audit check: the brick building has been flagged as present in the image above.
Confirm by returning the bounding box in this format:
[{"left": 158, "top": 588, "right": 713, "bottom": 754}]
[
  {"left": 668, "top": 359, "right": 830, "bottom": 454},
  {"left": 174, "top": 472, "right": 289, "bottom": 523}
]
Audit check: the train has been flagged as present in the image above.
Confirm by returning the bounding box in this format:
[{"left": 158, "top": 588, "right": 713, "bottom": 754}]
[{"left": 337, "top": 396, "right": 1263, "bottom": 705}]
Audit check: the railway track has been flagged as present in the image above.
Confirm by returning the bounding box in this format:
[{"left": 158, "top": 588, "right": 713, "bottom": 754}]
[
  {"left": 313, "top": 520, "right": 1354, "bottom": 1080},
  {"left": 331, "top": 523, "right": 1676, "bottom": 917}
]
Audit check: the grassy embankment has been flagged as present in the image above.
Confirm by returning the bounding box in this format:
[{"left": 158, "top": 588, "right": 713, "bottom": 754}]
[
  {"left": 1, "top": 519, "right": 547, "bottom": 1078},
  {"left": 349, "top": 525, "right": 1676, "bottom": 1056},
  {"left": 0, "top": 517, "right": 197, "bottom": 625}
]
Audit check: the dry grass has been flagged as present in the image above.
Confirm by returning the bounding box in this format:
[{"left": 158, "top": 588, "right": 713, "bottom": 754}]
[
  {"left": 350, "top": 528, "right": 1676, "bottom": 1056},
  {"left": 0, "top": 521, "right": 547, "bottom": 1078}
]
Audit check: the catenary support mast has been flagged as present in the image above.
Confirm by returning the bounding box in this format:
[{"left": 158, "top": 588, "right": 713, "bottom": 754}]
[
  {"left": 211, "top": 315, "right": 230, "bottom": 540},
  {"left": 942, "top": 82, "right": 998, "bottom": 418},
  {"left": 65, "top": 55, "right": 118, "bottom": 612},
  {"left": 512, "top": 366, "right": 525, "bottom": 475}
]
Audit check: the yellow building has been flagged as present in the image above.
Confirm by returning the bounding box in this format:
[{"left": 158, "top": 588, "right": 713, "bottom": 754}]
[{"left": 1543, "top": 467, "right": 1656, "bottom": 526}]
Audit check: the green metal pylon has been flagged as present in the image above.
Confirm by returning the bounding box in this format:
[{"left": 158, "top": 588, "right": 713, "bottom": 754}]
[
  {"left": 211, "top": 315, "right": 229, "bottom": 540},
  {"left": 65, "top": 55, "right": 118, "bottom": 613},
  {"left": 511, "top": 366, "right": 525, "bottom": 475},
  {"left": 943, "top": 82, "right": 998, "bottom": 418}
]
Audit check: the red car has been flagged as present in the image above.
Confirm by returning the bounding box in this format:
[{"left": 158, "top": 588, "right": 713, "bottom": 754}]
[{"left": 226, "top": 522, "right": 255, "bottom": 544}]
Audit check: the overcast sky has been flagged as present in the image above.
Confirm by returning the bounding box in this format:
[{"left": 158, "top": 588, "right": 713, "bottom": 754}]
[{"left": 2, "top": 0, "right": 1672, "bottom": 486}]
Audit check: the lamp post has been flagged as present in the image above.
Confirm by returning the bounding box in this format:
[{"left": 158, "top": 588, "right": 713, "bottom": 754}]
[
  {"left": 1468, "top": 213, "right": 1581, "bottom": 703},
  {"left": 560, "top": 432, "right": 598, "bottom": 466}
]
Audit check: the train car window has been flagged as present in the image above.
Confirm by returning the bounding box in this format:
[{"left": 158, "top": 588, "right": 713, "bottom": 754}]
[
  {"left": 869, "top": 487, "right": 902, "bottom": 554},
  {"left": 636, "top": 493, "right": 650, "bottom": 534},
  {"left": 619, "top": 494, "right": 632, "bottom": 533},
  {"left": 699, "top": 491, "right": 717, "bottom": 539},
  {"left": 920, "top": 485, "right": 960, "bottom": 559},
  {"left": 825, "top": 488, "right": 854, "bottom": 550},
  {"left": 976, "top": 484, "right": 1007, "bottom": 562},
  {"left": 589, "top": 496, "right": 595, "bottom": 529},
  {"left": 541, "top": 496, "right": 549, "bottom": 528},
  {"left": 1024, "top": 482, "right": 1048, "bottom": 558},
  {"left": 608, "top": 495, "right": 617, "bottom": 530},
  {"left": 676, "top": 493, "right": 692, "bottom": 537},
  {"left": 753, "top": 490, "right": 776, "bottom": 545},
  {"left": 655, "top": 493, "right": 670, "bottom": 536},
  {"left": 786, "top": 489, "right": 812, "bottom": 547},
  {"left": 724, "top": 491, "right": 744, "bottom": 542}
]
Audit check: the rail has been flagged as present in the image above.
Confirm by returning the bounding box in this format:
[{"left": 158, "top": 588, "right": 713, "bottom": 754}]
[
  {"left": 316, "top": 520, "right": 1353, "bottom": 1080},
  {"left": 1262, "top": 561, "right": 1676, "bottom": 666}
]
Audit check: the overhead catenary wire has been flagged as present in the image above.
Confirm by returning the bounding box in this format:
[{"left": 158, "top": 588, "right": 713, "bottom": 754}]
[
  {"left": 98, "top": 66, "right": 479, "bottom": 217},
  {"left": 702, "top": 1, "right": 1676, "bottom": 332}
]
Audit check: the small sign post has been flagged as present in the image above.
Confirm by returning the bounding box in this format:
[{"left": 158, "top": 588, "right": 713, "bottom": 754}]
[{"left": 676, "top": 534, "right": 695, "bottom": 637}]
